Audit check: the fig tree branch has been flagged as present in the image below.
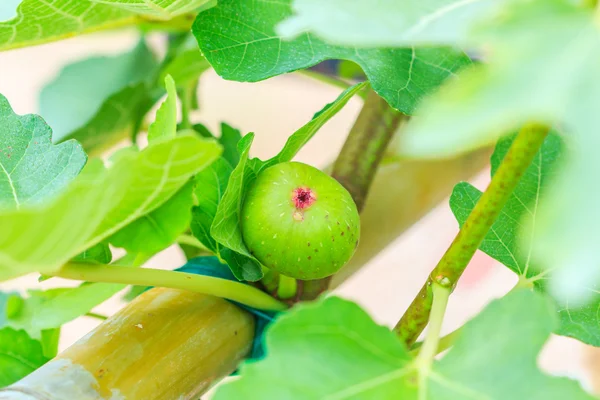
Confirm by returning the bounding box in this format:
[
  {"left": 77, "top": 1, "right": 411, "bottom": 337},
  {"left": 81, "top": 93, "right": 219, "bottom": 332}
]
[
  {"left": 394, "top": 123, "right": 549, "bottom": 345},
  {"left": 298, "top": 88, "right": 408, "bottom": 301}
]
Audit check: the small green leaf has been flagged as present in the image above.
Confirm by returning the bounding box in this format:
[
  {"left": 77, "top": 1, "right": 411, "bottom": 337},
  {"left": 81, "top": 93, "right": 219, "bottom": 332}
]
[
  {"left": 40, "top": 41, "right": 158, "bottom": 154},
  {"left": 219, "top": 123, "right": 242, "bottom": 168},
  {"left": 72, "top": 242, "right": 112, "bottom": 264},
  {"left": 191, "top": 157, "right": 233, "bottom": 253},
  {"left": 110, "top": 180, "right": 195, "bottom": 254},
  {"left": 0, "top": 94, "right": 86, "bottom": 209},
  {"left": 214, "top": 297, "right": 414, "bottom": 399},
  {"left": 263, "top": 82, "right": 367, "bottom": 168},
  {"left": 449, "top": 133, "right": 600, "bottom": 346},
  {"left": 148, "top": 75, "right": 178, "bottom": 142},
  {"left": 0, "top": 328, "right": 49, "bottom": 388},
  {"left": 278, "top": 0, "right": 503, "bottom": 48},
  {"left": 193, "top": 0, "right": 470, "bottom": 114},
  {"left": 0, "top": 135, "right": 221, "bottom": 280},
  {"left": 211, "top": 134, "right": 263, "bottom": 280}
]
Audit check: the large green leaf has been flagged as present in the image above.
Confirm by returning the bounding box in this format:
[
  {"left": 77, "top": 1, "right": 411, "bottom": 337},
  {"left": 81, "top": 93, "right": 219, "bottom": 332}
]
[
  {"left": 0, "top": 94, "right": 86, "bottom": 209},
  {"left": 214, "top": 297, "right": 415, "bottom": 399},
  {"left": 450, "top": 132, "right": 600, "bottom": 346},
  {"left": 0, "top": 135, "right": 221, "bottom": 280},
  {"left": 216, "top": 292, "right": 591, "bottom": 399},
  {"left": 0, "top": 328, "right": 49, "bottom": 388},
  {"left": 430, "top": 290, "right": 591, "bottom": 399},
  {"left": 278, "top": 0, "right": 502, "bottom": 48},
  {"left": 40, "top": 41, "right": 157, "bottom": 154},
  {"left": 0, "top": 0, "right": 213, "bottom": 51},
  {"left": 192, "top": 0, "right": 470, "bottom": 114},
  {"left": 400, "top": 0, "right": 600, "bottom": 305}
]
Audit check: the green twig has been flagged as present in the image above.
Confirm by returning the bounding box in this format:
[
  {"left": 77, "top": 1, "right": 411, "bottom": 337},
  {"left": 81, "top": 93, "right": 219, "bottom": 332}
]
[
  {"left": 85, "top": 312, "right": 109, "bottom": 321},
  {"left": 56, "top": 263, "right": 287, "bottom": 312},
  {"left": 297, "top": 90, "right": 407, "bottom": 301},
  {"left": 394, "top": 124, "right": 549, "bottom": 345}
]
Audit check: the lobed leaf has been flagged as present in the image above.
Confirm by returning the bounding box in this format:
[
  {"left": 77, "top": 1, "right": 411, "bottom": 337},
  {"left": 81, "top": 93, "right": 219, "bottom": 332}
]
[
  {"left": 193, "top": 0, "right": 470, "bottom": 114},
  {"left": 214, "top": 297, "right": 415, "bottom": 399},
  {"left": 450, "top": 132, "right": 600, "bottom": 346},
  {"left": 431, "top": 290, "right": 591, "bottom": 399},
  {"left": 0, "top": 94, "right": 87, "bottom": 209},
  {"left": 0, "top": 134, "right": 221, "bottom": 280},
  {"left": 216, "top": 291, "right": 591, "bottom": 398}
]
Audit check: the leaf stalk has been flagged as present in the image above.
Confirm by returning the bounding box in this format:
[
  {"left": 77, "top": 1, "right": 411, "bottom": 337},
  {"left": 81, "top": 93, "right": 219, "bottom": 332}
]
[{"left": 55, "top": 263, "right": 287, "bottom": 311}]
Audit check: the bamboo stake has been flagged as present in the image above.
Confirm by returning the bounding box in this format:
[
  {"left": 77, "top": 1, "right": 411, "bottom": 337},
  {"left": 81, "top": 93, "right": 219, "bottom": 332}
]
[{"left": 0, "top": 288, "right": 254, "bottom": 400}]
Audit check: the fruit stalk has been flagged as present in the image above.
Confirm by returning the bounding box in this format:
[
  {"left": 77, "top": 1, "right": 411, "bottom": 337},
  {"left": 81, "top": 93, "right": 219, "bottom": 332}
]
[{"left": 394, "top": 123, "right": 550, "bottom": 345}]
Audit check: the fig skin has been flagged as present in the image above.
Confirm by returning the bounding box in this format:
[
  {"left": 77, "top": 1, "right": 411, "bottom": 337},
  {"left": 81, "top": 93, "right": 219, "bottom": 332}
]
[{"left": 241, "top": 162, "right": 360, "bottom": 280}]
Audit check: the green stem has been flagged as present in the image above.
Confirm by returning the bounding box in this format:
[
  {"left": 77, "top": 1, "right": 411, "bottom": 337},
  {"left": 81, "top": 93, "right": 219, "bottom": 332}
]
[
  {"left": 331, "top": 90, "right": 408, "bottom": 211},
  {"left": 179, "top": 85, "right": 194, "bottom": 130},
  {"left": 56, "top": 263, "right": 287, "bottom": 312},
  {"left": 295, "top": 70, "right": 364, "bottom": 97},
  {"left": 85, "top": 312, "right": 108, "bottom": 321},
  {"left": 297, "top": 90, "right": 407, "bottom": 301},
  {"left": 394, "top": 124, "right": 549, "bottom": 345},
  {"left": 410, "top": 326, "right": 460, "bottom": 357},
  {"left": 277, "top": 275, "right": 298, "bottom": 300},
  {"left": 415, "top": 283, "right": 451, "bottom": 400}
]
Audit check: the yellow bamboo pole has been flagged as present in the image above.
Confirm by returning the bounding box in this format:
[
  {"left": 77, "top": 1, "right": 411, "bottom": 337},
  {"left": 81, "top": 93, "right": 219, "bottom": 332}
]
[{"left": 0, "top": 288, "right": 254, "bottom": 400}]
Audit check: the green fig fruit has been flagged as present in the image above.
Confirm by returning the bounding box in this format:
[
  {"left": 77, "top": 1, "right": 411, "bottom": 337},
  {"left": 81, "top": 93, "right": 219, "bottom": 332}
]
[{"left": 241, "top": 162, "right": 360, "bottom": 280}]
